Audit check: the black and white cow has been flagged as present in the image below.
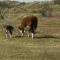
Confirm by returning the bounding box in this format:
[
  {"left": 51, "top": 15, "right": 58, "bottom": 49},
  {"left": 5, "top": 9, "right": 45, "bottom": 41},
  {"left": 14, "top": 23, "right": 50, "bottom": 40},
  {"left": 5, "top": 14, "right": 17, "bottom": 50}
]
[{"left": 4, "top": 25, "right": 14, "bottom": 38}]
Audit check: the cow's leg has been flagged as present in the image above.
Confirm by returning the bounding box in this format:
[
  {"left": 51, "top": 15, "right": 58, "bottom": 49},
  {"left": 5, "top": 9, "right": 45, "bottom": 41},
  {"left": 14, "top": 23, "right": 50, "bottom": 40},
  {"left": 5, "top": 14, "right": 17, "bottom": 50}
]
[
  {"left": 5, "top": 30, "right": 12, "bottom": 38},
  {"left": 6, "top": 34, "right": 8, "bottom": 38},
  {"left": 19, "top": 30, "right": 23, "bottom": 37},
  {"left": 8, "top": 31, "right": 12, "bottom": 38},
  {"left": 26, "top": 30, "right": 30, "bottom": 37},
  {"left": 21, "top": 32, "right": 23, "bottom": 37},
  {"left": 31, "top": 29, "right": 35, "bottom": 39},
  {"left": 28, "top": 33, "right": 29, "bottom": 37},
  {"left": 32, "top": 33, "right": 34, "bottom": 39},
  {"left": 9, "top": 32, "right": 12, "bottom": 38},
  {"left": 5, "top": 30, "right": 8, "bottom": 38}
]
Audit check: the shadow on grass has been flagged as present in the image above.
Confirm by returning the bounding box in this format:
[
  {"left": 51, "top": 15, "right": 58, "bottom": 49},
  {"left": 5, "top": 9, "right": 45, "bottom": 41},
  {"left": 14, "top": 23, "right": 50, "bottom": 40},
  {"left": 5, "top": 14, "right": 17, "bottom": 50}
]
[
  {"left": 14, "top": 34, "right": 60, "bottom": 39},
  {"left": 34, "top": 35, "right": 60, "bottom": 39},
  {"left": 14, "top": 35, "right": 22, "bottom": 38}
]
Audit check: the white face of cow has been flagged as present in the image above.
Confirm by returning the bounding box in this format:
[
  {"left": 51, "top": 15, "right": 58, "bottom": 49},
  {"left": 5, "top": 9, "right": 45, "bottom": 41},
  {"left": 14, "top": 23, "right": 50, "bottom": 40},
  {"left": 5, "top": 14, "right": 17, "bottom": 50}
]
[
  {"left": 24, "top": 26, "right": 30, "bottom": 31},
  {"left": 24, "top": 26, "right": 30, "bottom": 37}
]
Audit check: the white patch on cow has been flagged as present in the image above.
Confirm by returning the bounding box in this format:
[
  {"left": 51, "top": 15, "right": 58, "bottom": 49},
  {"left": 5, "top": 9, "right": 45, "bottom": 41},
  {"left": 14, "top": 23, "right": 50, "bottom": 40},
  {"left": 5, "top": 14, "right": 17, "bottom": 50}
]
[
  {"left": 19, "top": 30, "right": 22, "bottom": 34},
  {"left": 26, "top": 26, "right": 30, "bottom": 28},
  {"left": 25, "top": 26, "right": 30, "bottom": 31},
  {"left": 32, "top": 33, "right": 34, "bottom": 39},
  {"left": 24, "top": 30, "right": 26, "bottom": 33},
  {"left": 19, "top": 30, "right": 23, "bottom": 37},
  {"left": 24, "top": 15, "right": 27, "bottom": 18}
]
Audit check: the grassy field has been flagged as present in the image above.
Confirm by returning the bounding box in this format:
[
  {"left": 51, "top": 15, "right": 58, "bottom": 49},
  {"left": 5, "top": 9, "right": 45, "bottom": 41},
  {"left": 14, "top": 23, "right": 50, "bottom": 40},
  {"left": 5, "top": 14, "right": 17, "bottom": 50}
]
[
  {"left": 0, "top": 32, "right": 60, "bottom": 60},
  {"left": 0, "top": 2, "right": 60, "bottom": 60},
  {"left": 0, "top": 16, "right": 60, "bottom": 60}
]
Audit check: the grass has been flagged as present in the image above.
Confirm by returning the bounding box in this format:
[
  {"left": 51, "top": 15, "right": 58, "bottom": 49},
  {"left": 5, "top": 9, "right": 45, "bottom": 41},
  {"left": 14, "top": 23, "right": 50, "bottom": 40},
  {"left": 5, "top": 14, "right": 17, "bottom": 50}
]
[
  {"left": 0, "top": 16, "right": 60, "bottom": 60},
  {"left": 0, "top": 15, "right": 60, "bottom": 60},
  {"left": 0, "top": 31, "right": 60, "bottom": 60},
  {"left": 0, "top": 3, "right": 60, "bottom": 60}
]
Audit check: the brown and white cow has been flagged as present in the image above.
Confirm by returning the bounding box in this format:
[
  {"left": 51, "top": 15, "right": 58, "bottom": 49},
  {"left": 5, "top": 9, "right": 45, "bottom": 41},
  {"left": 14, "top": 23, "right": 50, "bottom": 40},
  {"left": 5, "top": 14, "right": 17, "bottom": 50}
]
[{"left": 18, "top": 15, "right": 38, "bottom": 39}]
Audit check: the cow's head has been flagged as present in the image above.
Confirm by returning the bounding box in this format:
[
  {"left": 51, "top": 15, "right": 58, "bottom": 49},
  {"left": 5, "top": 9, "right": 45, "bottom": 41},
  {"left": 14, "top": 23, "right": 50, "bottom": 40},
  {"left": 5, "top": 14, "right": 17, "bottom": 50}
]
[
  {"left": 24, "top": 26, "right": 30, "bottom": 32},
  {"left": 18, "top": 26, "right": 30, "bottom": 37}
]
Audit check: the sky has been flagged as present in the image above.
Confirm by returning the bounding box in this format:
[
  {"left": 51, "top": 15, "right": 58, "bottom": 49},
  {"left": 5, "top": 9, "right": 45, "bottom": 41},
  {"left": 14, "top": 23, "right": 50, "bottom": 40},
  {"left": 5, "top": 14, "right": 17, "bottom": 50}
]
[
  {"left": 15, "top": 0, "right": 52, "bottom": 2},
  {"left": 0, "top": 0, "right": 52, "bottom": 2}
]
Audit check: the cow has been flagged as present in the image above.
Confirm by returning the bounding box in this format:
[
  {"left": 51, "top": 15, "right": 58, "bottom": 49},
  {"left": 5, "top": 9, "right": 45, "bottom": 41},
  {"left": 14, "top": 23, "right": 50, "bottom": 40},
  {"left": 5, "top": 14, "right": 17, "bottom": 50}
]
[
  {"left": 18, "top": 15, "right": 38, "bottom": 39},
  {"left": 4, "top": 24, "right": 14, "bottom": 39}
]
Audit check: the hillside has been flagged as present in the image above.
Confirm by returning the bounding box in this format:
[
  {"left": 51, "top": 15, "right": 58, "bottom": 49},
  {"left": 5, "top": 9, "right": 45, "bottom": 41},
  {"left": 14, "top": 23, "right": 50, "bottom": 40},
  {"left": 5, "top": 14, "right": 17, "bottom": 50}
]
[{"left": 0, "top": 1, "right": 60, "bottom": 17}]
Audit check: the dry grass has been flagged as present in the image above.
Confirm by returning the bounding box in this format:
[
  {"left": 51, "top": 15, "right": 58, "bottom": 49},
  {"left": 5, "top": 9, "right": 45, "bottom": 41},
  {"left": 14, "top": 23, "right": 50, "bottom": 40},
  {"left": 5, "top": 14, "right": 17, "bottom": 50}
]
[
  {"left": 0, "top": 15, "right": 60, "bottom": 60},
  {"left": 0, "top": 2, "right": 60, "bottom": 60}
]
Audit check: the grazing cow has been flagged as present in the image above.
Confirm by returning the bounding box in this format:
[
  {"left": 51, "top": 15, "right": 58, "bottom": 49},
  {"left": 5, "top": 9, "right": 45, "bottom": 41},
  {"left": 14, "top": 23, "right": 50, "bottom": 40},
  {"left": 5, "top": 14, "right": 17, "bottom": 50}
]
[
  {"left": 4, "top": 25, "right": 14, "bottom": 38},
  {"left": 18, "top": 15, "right": 38, "bottom": 39}
]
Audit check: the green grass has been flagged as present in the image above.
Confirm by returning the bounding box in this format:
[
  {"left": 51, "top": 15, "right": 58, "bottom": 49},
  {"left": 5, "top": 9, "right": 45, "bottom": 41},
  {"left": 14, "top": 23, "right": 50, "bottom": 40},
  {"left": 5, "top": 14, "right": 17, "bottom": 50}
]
[
  {"left": 0, "top": 32, "right": 60, "bottom": 60},
  {"left": 0, "top": 15, "right": 60, "bottom": 60}
]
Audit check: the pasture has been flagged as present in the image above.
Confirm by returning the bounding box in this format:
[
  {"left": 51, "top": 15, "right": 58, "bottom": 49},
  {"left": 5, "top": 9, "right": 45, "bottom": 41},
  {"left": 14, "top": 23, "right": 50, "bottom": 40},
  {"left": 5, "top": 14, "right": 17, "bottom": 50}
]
[
  {"left": 0, "top": 2, "right": 60, "bottom": 60},
  {"left": 0, "top": 15, "right": 60, "bottom": 60}
]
